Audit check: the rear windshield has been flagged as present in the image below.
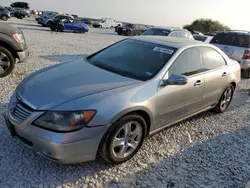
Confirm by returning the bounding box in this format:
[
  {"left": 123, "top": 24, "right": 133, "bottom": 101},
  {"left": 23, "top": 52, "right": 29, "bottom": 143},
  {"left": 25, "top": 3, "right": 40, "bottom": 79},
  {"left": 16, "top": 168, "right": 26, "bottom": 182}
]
[
  {"left": 141, "top": 28, "right": 170, "bottom": 36},
  {"left": 194, "top": 35, "right": 207, "bottom": 42},
  {"left": 87, "top": 39, "right": 177, "bottom": 81},
  {"left": 210, "top": 32, "right": 250, "bottom": 48}
]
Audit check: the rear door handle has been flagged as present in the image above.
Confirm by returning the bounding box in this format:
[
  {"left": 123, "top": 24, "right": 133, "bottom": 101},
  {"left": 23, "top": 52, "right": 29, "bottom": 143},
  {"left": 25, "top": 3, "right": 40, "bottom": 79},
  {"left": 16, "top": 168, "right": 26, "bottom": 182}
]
[
  {"left": 194, "top": 80, "right": 202, "bottom": 87},
  {"left": 222, "top": 72, "right": 227, "bottom": 77}
]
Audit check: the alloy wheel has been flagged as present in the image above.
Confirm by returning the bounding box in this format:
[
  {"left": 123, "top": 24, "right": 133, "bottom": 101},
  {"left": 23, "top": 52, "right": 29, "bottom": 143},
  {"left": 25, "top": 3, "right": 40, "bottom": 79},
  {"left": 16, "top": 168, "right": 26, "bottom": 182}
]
[
  {"left": 111, "top": 121, "right": 143, "bottom": 159},
  {"left": 220, "top": 87, "right": 233, "bottom": 111},
  {"left": 0, "top": 52, "right": 10, "bottom": 75}
]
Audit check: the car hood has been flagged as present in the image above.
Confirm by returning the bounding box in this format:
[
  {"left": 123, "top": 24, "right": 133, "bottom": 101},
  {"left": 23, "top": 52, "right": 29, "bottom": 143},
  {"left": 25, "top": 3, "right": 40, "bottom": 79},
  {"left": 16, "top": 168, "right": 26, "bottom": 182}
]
[{"left": 17, "top": 59, "right": 141, "bottom": 110}]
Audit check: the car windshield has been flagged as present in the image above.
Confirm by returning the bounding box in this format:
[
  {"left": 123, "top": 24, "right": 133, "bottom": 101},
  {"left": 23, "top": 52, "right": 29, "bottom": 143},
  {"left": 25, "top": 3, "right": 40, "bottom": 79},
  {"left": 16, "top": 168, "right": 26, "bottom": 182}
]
[
  {"left": 210, "top": 32, "right": 250, "bottom": 48},
  {"left": 87, "top": 39, "right": 176, "bottom": 81},
  {"left": 141, "top": 28, "right": 170, "bottom": 36}
]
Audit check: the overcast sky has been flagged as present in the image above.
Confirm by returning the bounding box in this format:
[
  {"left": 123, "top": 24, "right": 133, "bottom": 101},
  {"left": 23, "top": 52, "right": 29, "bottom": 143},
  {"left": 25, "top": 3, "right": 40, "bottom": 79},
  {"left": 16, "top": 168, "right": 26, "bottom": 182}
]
[{"left": 2, "top": 0, "right": 250, "bottom": 30}]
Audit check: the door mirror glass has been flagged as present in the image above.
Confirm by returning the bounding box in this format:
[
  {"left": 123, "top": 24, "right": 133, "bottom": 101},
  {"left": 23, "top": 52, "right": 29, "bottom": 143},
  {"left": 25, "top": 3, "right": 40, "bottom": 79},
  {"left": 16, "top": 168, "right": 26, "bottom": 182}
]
[{"left": 164, "top": 74, "right": 188, "bottom": 85}]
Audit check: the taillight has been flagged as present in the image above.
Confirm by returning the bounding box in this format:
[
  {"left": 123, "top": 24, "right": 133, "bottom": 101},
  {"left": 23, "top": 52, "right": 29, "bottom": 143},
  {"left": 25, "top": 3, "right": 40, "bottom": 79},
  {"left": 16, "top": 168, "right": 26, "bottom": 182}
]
[{"left": 243, "top": 50, "right": 250, "bottom": 59}]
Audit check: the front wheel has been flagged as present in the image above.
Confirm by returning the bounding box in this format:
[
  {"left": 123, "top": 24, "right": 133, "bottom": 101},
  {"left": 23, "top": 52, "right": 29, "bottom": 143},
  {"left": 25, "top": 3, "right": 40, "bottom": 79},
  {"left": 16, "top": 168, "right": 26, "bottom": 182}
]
[
  {"left": 79, "top": 28, "right": 85, "bottom": 34},
  {"left": 100, "top": 114, "right": 147, "bottom": 164},
  {"left": 214, "top": 84, "right": 234, "bottom": 113},
  {"left": 0, "top": 47, "right": 15, "bottom": 78},
  {"left": 57, "top": 25, "right": 64, "bottom": 32},
  {"left": 126, "top": 30, "right": 131, "bottom": 36}
]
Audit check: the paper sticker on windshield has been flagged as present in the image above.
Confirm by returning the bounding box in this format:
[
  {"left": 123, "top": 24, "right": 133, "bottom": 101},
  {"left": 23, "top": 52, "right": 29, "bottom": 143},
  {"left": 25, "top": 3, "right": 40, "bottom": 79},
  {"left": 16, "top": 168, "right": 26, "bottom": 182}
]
[{"left": 153, "top": 47, "right": 174, "bottom": 54}]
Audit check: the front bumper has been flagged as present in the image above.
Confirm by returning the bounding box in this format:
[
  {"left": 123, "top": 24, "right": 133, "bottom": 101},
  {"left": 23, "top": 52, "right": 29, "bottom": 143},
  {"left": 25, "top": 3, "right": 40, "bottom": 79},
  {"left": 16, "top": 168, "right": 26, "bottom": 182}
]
[
  {"left": 17, "top": 48, "right": 29, "bottom": 63},
  {"left": 4, "top": 107, "right": 109, "bottom": 164}
]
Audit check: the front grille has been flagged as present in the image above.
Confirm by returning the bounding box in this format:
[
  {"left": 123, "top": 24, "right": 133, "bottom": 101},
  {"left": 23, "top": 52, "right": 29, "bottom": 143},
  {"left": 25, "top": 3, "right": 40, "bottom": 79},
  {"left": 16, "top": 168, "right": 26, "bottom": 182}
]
[{"left": 11, "top": 102, "right": 32, "bottom": 122}]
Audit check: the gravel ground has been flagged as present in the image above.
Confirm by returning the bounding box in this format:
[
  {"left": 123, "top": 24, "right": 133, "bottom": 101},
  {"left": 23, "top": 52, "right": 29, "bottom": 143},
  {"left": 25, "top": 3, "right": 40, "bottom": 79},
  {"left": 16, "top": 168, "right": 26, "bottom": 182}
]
[{"left": 1, "top": 18, "right": 250, "bottom": 188}]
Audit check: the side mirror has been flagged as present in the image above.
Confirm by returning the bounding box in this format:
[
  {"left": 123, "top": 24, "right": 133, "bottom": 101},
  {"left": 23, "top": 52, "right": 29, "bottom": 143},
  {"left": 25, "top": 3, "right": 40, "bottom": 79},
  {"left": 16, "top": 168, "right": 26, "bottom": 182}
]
[{"left": 164, "top": 74, "right": 188, "bottom": 85}]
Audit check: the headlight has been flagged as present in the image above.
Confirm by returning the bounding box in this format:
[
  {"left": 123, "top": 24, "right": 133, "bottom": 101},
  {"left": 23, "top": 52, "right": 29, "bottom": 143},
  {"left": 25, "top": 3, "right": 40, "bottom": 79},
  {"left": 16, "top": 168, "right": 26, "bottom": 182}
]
[
  {"left": 13, "top": 33, "right": 24, "bottom": 43},
  {"left": 33, "top": 110, "right": 96, "bottom": 132}
]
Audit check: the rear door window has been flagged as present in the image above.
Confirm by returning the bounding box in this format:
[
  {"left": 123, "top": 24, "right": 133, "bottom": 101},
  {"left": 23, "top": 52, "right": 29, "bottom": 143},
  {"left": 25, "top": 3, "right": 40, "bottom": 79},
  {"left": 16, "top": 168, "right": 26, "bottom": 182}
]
[
  {"left": 169, "top": 32, "right": 177, "bottom": 37},
  {"left": 210, "top": 32, "right": 250, "bottom": 48},
  {"left": 200, "top": 47, "right": 226, "bottom": 71}
]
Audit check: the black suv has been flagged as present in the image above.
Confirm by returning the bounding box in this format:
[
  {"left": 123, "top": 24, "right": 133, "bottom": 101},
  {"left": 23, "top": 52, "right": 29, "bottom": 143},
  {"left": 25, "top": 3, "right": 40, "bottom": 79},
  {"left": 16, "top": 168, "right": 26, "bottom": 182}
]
[
  {"left": 10, "top": 2, "right": 30, "bottom": 9},
  {"left": 0, "top": 23, "right": 29, "bottom": 77}
]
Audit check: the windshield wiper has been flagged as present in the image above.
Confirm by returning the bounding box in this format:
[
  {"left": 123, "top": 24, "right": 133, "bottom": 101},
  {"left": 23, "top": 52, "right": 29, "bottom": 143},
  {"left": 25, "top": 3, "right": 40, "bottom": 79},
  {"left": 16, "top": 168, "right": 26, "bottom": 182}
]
[{"left": 92, "top": 63, "right": 145, "bottom": 81}]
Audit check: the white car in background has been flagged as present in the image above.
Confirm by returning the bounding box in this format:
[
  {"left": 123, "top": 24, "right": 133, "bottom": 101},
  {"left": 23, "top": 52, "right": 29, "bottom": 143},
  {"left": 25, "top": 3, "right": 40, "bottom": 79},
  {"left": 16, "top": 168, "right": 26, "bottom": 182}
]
[{"left": 93, "top": 18, "right": 117, "bottom": 28}]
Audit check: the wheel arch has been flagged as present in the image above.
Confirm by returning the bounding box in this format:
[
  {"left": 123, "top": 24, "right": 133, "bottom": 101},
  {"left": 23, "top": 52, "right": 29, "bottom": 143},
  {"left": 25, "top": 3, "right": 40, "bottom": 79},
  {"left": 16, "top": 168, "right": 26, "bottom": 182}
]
[
  {"left": 109, "top": 107, "right": 153, "bottom": 136},
  {"left": 0, "top": 40, "right": 18, "bottom": 59}
]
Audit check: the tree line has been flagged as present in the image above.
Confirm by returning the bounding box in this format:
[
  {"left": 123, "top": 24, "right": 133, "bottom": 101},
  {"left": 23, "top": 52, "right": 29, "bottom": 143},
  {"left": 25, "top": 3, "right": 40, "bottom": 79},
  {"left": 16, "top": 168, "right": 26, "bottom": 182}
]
[{"left": 183, "top": 18, "right": 230, "bottom": 33}]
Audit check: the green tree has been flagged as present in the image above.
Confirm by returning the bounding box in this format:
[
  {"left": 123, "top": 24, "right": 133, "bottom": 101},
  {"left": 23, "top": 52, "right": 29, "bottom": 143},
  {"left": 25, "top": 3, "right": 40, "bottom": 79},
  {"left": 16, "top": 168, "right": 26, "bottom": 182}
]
[{"left": 183, "top": 19, "right": 230, "bottom": 33}]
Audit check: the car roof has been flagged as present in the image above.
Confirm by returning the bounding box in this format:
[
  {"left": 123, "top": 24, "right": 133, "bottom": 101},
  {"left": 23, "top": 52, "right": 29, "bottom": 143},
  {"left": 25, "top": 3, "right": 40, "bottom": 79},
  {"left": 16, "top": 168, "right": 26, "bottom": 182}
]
[
  {"left": 149, "top": 27, "right": 188, "bottom": 32},
  {"left": 218, "top": 30, "right": 250, "bottom": 35},
  {"left": 132, "top": 36, "right": 203, "bottom": 48}
]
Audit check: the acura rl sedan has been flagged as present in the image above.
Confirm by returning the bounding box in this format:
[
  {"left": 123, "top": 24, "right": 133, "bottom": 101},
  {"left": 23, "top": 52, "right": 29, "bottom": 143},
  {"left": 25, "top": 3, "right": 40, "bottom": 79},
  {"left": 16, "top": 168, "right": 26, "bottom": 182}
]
[{"left": 4, "top": 36, "right": 241, "bottom": 164}]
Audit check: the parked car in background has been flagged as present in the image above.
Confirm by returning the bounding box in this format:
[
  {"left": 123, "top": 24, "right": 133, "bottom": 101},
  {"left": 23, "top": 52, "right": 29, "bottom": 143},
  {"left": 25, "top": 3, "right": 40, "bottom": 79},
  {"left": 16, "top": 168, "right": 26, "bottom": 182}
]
[
  {"left": 36, "top": 11, "right": 58, "bottom": 26},
  {"left": 0, "top": 23, "right": 29, "bottom": 77},
  {"left": 0, "top": 7, "right": 11, "bottom": 21},
  {"left": 12, "top": 8, "right": 30, "bottom": 19},
  {"left": 50, "top": 17, "right": 89, "bottom": 33},
  {"left": 116, "top": 24, "right": 148, "bottom": 36},
  {"left": 193, "top": 34, "right": 213, "bottom": 43},
  {"left": 46, "top": 14, "right": 73, "bottom": 28},
  {"left": 4, "top": 36, "right": 240, "bottom": 164},
  {"left": 210, "top": 30, "right": 250, "bottom": 78},
  {"left": 10, "top": 2, "right": 30, "bottom": 9},
  {"left": 141, "top": 27, "right": 194, "bottom": 40},
  {"left": 93, "top": 18, "right": 117, "bottom": 28}
]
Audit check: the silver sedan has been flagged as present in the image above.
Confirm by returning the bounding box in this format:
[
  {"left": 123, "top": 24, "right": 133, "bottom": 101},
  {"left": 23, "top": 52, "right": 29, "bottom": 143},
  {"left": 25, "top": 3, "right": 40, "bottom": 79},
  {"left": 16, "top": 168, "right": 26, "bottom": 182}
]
[{"left": 5, "top": 36, "right": 241, "bottom": 164}]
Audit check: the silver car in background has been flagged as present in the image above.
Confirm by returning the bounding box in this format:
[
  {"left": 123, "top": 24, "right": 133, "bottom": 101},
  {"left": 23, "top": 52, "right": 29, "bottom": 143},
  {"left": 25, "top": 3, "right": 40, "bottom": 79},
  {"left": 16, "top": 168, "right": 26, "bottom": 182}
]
[
  {"left": 141, "top": 27, "right": 194, "bottom": 40},
  {"left": 4, "top": 36, "right": 240, "bottom": 164},
  {"left": 210, "top": 30, "right": 250, "bottom": 78}
]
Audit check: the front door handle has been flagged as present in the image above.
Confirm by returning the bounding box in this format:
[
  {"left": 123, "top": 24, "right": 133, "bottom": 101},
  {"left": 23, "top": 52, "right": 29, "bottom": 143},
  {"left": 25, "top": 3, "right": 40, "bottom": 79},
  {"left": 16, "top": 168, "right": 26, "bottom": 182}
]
[
  {"left": 222, "top": 72, "right": 227, "bottom": 77},
  {"left": 194, "top": 80, "right": 202, "bottom": 87}
]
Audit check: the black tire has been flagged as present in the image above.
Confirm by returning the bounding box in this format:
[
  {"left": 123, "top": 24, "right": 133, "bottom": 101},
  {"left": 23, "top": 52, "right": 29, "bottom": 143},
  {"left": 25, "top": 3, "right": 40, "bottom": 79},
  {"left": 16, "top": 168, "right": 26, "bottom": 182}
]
[
  {"left": 58, "top": 25, "right": 64, "bottom": 32},
  {"left": 117, "top": 31, "right": 122, "bottom": 35},
  {"left": 214, "top": 84, "right": 234, "bottom": 113},
  {"left": 242, "top": 68, "right": 250, "bottom": 79},
  {"left": 79, "top": 28, "right": 85, "bottom": 34},
  {"left": 1, "top": 15, "right": 8, "bottom": 21},
  {"left": 0, "top": 47, "right": 15, "bottom": 78},
  {"left": 126, "top": 30, "right": 131, "bottom": 36},
  {"left": 50, "top": 26, "right": 56, "bottom": 31},
  {"left": 99, "top": 114, "right": 147, "bottom": 164}
]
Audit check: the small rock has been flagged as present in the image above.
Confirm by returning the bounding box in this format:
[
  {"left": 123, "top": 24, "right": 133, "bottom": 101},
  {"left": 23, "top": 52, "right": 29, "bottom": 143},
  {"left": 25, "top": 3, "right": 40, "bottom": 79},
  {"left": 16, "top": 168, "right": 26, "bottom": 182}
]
[
  {"left": 113, "top": 177, "right": 119, "bottom": 183},
  {"left": 88, "top": 183, "right": 94, "bottom": 188},
  {"left": 85, "top": 177, "right": 90, "bottom": 184}
]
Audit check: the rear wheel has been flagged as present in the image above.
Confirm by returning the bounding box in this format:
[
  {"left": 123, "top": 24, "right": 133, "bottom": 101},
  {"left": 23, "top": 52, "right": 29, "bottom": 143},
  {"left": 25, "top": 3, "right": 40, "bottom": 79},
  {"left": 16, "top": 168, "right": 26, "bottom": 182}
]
[
  {"left": 214, "top": 84, "right": 234, "bottom": 113},
  {"left": 1, "top": 15, "right": 8, "bottom": 21},
  {"left": 100, "top": 114, "right": 146, "bottom": 164},
  {"left": 0, "top": 47, "right": 15, "bottom": 78}
]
